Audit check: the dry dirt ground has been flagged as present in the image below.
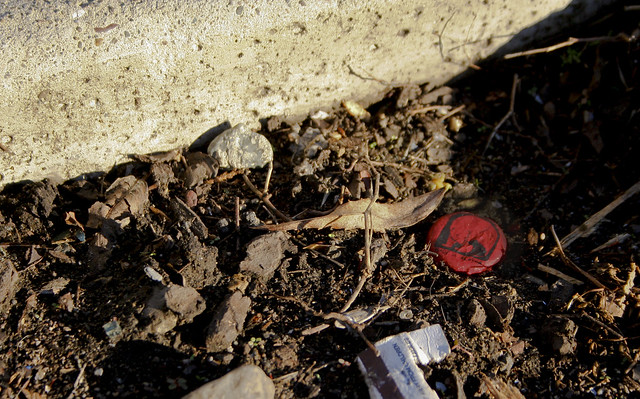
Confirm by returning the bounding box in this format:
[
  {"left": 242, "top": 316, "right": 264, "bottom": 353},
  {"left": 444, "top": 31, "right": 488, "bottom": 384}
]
[{"left": 1, "top": 7, "right": 639, "bottom": 399}]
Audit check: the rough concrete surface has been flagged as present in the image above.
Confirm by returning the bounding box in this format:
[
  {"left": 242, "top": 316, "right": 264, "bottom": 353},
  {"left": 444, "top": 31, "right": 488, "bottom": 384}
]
[{"left": 0, "top": 0, "right": 615, "bottom": 184}]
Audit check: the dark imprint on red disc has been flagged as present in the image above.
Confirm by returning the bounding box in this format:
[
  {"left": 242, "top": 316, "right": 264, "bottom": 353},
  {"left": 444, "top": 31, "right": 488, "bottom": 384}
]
[{"left": 427, "top": 212, "right": 507, "bottom": 275}]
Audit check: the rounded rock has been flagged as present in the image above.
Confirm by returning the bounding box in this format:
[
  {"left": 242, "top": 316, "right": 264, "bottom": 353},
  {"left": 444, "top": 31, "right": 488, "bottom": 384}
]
[
  {"left": 427, "top": 212, "right": 506, "bottom": 275},
  {"left": 207, "top": 124, "right": 273, "bottom": 169}
]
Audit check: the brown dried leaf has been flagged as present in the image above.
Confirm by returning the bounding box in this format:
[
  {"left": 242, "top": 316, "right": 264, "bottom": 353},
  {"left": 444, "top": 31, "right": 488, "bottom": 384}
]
[
  {"left": 482, "top": 375, "right": 526, "bottom": 399},
  {"left": 105, "top": 175, "right": 149, "bottom": 217},
  {"left": 258, "top": 188, "right": 445, "bottom": 232},
  {"left": 87, "top": 176, "right": 149, "bottom": 228},
  {"left": 129, "top": 148, "right": 182, "bottom": 163},
  {"left": 64, "top": 211, "right": 84, "bottom": 230}
]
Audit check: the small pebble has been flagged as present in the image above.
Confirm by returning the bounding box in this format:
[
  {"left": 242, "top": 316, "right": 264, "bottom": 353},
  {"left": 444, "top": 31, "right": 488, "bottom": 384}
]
[
  {"left": 207, "top": 124, "right": 273, "bottom": 169},
  {"left": 398, "top": 309, "right": 413, "bottom": 320},
  {"left": 244, "top": 211, "right": 261, "bottom": 227}
]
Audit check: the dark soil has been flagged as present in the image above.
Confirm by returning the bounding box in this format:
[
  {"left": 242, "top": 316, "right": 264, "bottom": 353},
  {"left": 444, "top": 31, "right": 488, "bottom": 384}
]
[{"left": 1, "top": 9, "right": 639, "bottom": 399}]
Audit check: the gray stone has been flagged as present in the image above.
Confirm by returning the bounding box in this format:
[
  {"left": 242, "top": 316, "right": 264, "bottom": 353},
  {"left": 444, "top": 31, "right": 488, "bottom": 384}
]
[
  {"left": 207, "top": 124, "right": 273, "bottom": 169},
  {"left": 540, "top": 317, "right": 578, "bottom": 355},
  {"left": 182, "top": 364, "right": 274, "bottom": 399},
  {"left": 206, "top": 291, "right": 251, "bottom": 352},
  {"left": 164, "top": 285, "right": 206, "bottom": 322},
  {"left": 143, "top": 307, "right": 179, "bottom": 335},
  {"left": 142, "top": 283, "right": 206, "bottom": 334},
  {"left": 0, "top": 0, "right": 615, "bottom": 185},
  {"left": 142, "top": 286, "right": 178, "bottom": 334},
  {"left": 239, "top": 232, "right": 295, "bottom": 282}
]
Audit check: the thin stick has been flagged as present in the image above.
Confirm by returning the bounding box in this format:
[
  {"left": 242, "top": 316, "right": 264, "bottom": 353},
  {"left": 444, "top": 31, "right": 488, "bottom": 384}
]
[
  {"left": 264, "top": 161, "right": 273, "bottom": 194},
  {"left": 234, "top": 196, "right": 240, "bottom": 230},
  {"left": 538, "top": 263, "right": 584, "bottom": 286},
  {"left": 550, "top": 225, "right": 607, "bottom": 289},
  {"left": 505, "top": 37, "right": 579, "bottom": 59},
  {"left": 66, "top": 363, "right": 87, "bottom": 399},
  {"left": 580, "top": 312, "right": 625, "bottom": 341},
  {"left": 437, "top": 104, "right": 465, "bottom": 123},
  {"left": 408, "top": 105, "right": 452, "bottom": 116},
  {"left": 504, "top": 34, "right": 632, "bottom": 60},
  {"left": 369, "top": 160, "right": 426, "bottom": 174},
  {"left": 483, "top": 74, "right": 519, "bottom": 155},
  {"left": 340, "top": 172, "right": 380, "bottom": 313},
  {"left": 560, "top": 180, "right": 640, "bottom": 249},
  {"left": 242, "top": 173, "right": 292, "bottom": 222}
]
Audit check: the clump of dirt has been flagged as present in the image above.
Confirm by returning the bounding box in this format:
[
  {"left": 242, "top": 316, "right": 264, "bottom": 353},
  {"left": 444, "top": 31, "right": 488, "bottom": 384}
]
[{"left": 1, "top": 9, "right": 639, "bottom": 399}]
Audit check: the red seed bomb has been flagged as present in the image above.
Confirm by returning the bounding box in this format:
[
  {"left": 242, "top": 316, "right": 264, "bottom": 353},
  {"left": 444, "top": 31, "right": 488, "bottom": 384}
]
[{"left": 427, "top": 212, "right": 507, "bottom": 275}]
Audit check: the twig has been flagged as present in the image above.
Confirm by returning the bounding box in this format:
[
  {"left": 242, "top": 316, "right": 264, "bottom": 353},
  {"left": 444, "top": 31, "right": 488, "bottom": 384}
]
[
  {"left": 590, "top": 233, "right": 631, "bottom": 253},
  {"left": 437, "top": 104, "right": 465, "bottom": 123},
  {"left": 437, "top": 13, "right": 456, "bottom": 61},
  {"left": 274, "top": 294, "right": 379, "bottom": 353},
  {"left": 580, "top": 312, "right": 624, "bottom": 341},
  {"left": 408, "top": 105, "right": 452, "bottom": 116},
  {"left": 242, "top": 173, "right": 292, "bottom": 222},
  {"left": 483, "top": 74, "right": 519, "bottom": 155},
  {"left": 538, "top": 263, "right": 584, "bottom": 285},
  {"left": 264, "top": 161, "right": 273, "bottom": 194},
  {"left": 234, "top": 196, "right": 240, "bottom": 230},
  {"left": 560, "top": 180, "right": 640, "bottom": 249},
  {"left": 369, "top": 160, "right": 427, "bottom": 174},
  {"left": 504, "top": 34, "right": 632, "bottom": 59},
  {"left": 505, "top": 37, "right": 579, "bottom": 59},
  {"left": 324, "top": 311, "right": 379, "bottom": 355},
  {"left": 340, "top": 172, "right": 380, "bottom": 313},
  {"left": 290, "top": 237, "right": 347, "bottom": 269},
  {"left": 550, "top": 225, "right": 607, "bottom": 289},
  {"left": 66, "top": 363, "right": 87, "bottom": 399}
]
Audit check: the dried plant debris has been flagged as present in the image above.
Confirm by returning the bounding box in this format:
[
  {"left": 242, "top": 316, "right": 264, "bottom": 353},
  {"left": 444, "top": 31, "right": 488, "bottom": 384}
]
[{"left": 259, "top": 188, "right": 445, "bottom": 232}]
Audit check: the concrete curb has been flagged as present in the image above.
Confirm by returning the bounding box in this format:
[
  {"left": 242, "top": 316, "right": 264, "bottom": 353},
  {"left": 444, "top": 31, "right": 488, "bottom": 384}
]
[{"left": 0, "top": 0, "right": 615, "bottom": 184}]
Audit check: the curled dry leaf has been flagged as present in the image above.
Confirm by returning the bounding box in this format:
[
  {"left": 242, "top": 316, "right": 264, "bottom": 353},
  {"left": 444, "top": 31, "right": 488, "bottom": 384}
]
[
  {"left": 257, "top": 188, "right": 446, "bottom": 232},
  {"left": 87, "top": 176, "right": 149, "bottom": 229},
  {"left": 64, "top": 211, "right": 84, "bottom": 231}
]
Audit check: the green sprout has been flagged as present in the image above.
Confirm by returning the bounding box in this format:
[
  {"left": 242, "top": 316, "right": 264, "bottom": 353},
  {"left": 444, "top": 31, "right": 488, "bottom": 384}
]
[
  {"left": 561, "top": 48, "right": 582, "bottom": 66},
  {"left": 248, "top": 336, "right": 262, "bottom": 348}
]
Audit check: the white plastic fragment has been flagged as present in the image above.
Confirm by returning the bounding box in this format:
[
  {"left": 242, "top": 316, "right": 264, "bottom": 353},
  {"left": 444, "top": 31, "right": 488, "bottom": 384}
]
[
  {"left": 207, "top": 124, "right": 273, "bottom": 169},
  {"left": 357, "top": 324, "right": 451, "bottom": 399},
  {"left": 103, "top": 320, "right": 122, "bottom": 339},
  {"left": 144, "top": 266, "right": 164, "bottom": 283},
  {"left": 310, "top": 110, "right": 331, "bottom": 120}
]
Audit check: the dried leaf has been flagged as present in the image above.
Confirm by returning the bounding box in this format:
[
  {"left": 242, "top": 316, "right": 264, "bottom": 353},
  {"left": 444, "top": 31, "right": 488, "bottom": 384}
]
[
  {"left": 258, "top": 188, "right": 445, "bottom": 232},
  {"left": 129, "top": 149, "right": 182, "bottom": 163},
  {"left": 104, "top": 175, "right": 149, "bottom": 218},
  {"left": 58, "top": 292, "right": 75, "bottom": 312},
  {"left": 482, "top": 375, "right": 526, "bottom": 399},
  {"left": 64, "top": 211, "right": 84, "bottom": 231},
  {"left": 87, "top": 176, "right": 149, "bottom": 228}
]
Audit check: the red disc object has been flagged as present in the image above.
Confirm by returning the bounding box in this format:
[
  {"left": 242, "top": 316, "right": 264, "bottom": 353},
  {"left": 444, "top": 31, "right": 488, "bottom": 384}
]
[{"left": 427, "top": 212, "right": 507, "bottom": 275}]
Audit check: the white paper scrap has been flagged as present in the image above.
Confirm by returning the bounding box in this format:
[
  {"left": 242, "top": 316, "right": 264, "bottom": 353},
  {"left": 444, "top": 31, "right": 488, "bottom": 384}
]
[{"left": 357, "top": 324, "right": 451, "bottom": 399}]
